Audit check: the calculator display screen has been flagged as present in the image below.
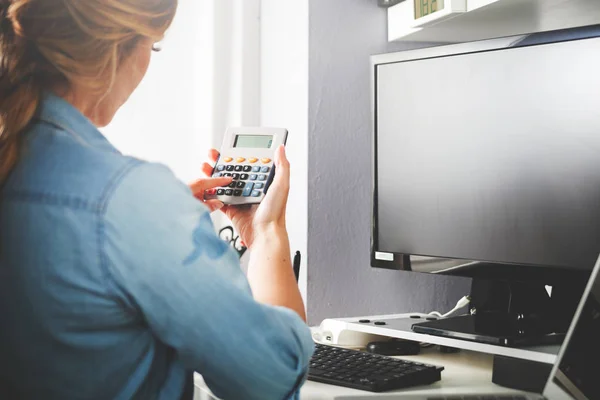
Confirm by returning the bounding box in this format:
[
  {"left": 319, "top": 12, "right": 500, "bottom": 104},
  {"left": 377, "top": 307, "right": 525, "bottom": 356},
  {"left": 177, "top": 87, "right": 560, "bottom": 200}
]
[{"left": 234, "top": 135, "right": 274, "bottom": 149}]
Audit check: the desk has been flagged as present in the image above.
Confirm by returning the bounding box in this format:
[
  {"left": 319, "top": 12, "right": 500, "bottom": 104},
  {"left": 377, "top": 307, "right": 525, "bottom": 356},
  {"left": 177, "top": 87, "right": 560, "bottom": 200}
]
[{"left": 193, "top": 347, "right": 533, "bottom": 399}]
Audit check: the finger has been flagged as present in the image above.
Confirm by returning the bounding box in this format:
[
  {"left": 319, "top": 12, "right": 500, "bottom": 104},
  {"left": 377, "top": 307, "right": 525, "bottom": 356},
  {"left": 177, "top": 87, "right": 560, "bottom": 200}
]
[
  {"left": 262, "top": 145, "right": 290, "bottom": 213},
  {"left": 208, "top": 148, "right": 220, "bottom": 163},
  {"left": 204, "top": 199, "right": 225, "bottom": 212},
  {"left": 190, "top": 177, "right": 232, "bottom": 194},
  {"left": 202, "top": 162, "right": 214, "bottom": 177},
  {"left": 270, "top": 145, "right": 290, "bottom": 193}
]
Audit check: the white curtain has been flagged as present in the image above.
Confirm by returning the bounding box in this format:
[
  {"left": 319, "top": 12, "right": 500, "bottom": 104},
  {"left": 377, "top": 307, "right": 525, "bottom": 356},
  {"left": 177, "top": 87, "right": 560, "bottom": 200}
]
[{"left": 103, "top": 0, "right": 260, "bottom": 251}]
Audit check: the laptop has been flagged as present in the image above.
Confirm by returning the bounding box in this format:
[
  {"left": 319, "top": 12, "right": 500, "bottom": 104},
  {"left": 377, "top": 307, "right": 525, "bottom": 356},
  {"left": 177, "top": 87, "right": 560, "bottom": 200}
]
[{"left": 335, "top": 254, "right": 600, "bottom": 400}]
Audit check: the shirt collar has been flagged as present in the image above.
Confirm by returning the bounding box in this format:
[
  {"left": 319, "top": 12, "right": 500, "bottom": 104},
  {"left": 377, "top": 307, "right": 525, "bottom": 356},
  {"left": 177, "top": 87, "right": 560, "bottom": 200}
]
[{"left": 35, "top": 93, "right": 120, "bottom": 153}]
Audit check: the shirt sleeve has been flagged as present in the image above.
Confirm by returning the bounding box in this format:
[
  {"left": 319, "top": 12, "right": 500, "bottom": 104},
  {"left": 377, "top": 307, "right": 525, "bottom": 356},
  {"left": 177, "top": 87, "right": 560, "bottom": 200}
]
[{"left": 102, "top": 161, "right": 314, "bottom": 400}]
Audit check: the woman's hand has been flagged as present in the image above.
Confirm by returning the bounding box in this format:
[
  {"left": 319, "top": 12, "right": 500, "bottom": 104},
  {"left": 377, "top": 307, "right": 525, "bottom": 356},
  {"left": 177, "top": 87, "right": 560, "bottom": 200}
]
[
  {"left": 189, "top": 172, "right": 232, "bottom": 212},
  {"left": 199, "top": 146, "right": 291, "bottom": 248}
]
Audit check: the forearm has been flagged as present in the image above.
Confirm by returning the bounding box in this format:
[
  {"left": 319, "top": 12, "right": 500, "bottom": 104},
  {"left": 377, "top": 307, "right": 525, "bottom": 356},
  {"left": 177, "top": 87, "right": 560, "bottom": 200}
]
[{"left": 247, "top": 224, "right": 307, "bottom": 322}]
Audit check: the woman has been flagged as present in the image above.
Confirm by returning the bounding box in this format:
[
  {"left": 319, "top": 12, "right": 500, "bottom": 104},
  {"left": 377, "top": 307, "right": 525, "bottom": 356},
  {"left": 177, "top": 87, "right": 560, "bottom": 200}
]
[{"left": 0, "top": 1, "right": 313, "bottom": 399}]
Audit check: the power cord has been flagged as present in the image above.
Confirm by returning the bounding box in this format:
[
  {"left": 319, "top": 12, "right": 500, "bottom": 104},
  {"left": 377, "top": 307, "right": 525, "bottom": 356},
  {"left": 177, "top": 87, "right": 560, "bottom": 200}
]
[{"left": 427, "top": 295, "right": 471, "bottom": 319}]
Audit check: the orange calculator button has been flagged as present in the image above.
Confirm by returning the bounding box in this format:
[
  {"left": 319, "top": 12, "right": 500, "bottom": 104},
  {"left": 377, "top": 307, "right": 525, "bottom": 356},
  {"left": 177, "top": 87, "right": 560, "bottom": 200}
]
[
  {"left": 236, "top": 157, "right": 246, "bottom": 163},
  {"left": 223, "top": 157, "right": 233, "bottom": 163},
  {"left": 248, "top": 158, "right": 259, "bottom": 164},
  {"left": 261, "top": 158, "right": 272, "bottom": 164}
]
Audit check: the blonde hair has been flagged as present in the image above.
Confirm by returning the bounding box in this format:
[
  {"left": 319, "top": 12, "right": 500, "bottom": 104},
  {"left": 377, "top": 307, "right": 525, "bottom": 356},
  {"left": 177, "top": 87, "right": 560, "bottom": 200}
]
[{"left": 0, "top": 0, "right": 177, "bottom": 183}]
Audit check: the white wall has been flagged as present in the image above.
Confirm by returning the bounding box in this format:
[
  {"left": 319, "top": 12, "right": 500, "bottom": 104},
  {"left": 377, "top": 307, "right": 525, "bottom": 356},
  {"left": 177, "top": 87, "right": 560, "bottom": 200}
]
[{"left": 260, "top": 0, "right": 310, "bottom": 301}]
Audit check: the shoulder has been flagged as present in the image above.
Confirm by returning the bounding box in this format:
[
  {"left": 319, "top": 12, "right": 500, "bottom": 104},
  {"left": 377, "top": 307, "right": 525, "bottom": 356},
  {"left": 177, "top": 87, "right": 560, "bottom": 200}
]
[
  {"left": 103, "top": 161, "right": 196, "bottom": 219},
  {"left": 4, "top": 121, "right": 145, "bottom": 212}
]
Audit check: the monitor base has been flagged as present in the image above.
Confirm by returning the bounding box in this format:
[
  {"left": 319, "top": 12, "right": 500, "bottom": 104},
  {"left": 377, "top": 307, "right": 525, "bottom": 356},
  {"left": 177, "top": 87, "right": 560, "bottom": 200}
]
[
  {"left": 411, "top": 314, "right": 565, "bottom": 346},
  {"left": 412, "top": 276, "right": 587, "bottom": 347}
]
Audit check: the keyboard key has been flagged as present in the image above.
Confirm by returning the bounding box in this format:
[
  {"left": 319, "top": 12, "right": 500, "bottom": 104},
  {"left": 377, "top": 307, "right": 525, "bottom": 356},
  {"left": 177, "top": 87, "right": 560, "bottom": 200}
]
[
  {"left": 223, "top": 173, "right": 232, "bottom": 178},
  {"left": 213, "top": 172, "right": 222, "bottom": 178},
  {"left": 240, "top": 174, "right": 249, "bottom": 180},
  {"left": 217, "top": 165, "right": 225, "bottom": 172},
  {"left": 234, "top": 190, "right": 243, "bottom": 197},
  {"left": 236, "top": 181, "right": 246, "bottom": 188},
  {"left": 235, "top": 165, "right": 243, "bottom": 172},
  {"left": 228, "top": 182, "right": 236, "bottom": 188},
  {"left": 252, "top": 190, "right": 261, "bottom": 197},
  {"left": 252, "top": 166, "right": 261, "bottom": 173},
  {"left": 249, "top": 174, "right": 257, "bottom": 181},
  {"left": 242, "top": 182, "right": 254, "bottom": 197},
  {"left": 226, "top": 165, "right": 235, "bottom": 171},
  {"left": 225, "top": 189, "right": 233, "bottom": 196},
  {"left": 243, "top": 166, "right": 252, "bottom": 172},
  {"left": 261, "top": 166, "right": 270, "bottom": 173},
  {"left": 232, "top": 173, "right": 240, "bottom": 179},
  {"left": 258, "top": 175, "right": 267, "bottom": 181}
]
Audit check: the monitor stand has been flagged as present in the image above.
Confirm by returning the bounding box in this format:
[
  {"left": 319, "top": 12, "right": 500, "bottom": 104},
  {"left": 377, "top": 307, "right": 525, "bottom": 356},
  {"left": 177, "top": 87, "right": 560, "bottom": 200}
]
[{"left": 411, "top": 276, "right": 587, "bottom": 346}]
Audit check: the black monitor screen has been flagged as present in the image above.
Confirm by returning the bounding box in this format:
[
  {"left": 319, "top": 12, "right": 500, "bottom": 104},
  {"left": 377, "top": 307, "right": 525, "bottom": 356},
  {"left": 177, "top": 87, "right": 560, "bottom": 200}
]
[{"left": 375, "top": 36, "right": 600, "bottom": 270}]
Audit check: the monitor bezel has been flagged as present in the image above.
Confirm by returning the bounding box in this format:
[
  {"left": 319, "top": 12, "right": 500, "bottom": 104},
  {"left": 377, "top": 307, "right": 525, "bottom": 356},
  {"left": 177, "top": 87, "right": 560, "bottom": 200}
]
[{"left": 370, "top": 27, "right": 600, "bottom": 275}]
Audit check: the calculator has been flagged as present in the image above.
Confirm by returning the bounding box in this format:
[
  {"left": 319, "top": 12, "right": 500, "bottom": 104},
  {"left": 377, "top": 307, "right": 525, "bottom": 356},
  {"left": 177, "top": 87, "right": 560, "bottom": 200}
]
[{"left": 206, "top": 127, "right": 288, "bottom": 205}]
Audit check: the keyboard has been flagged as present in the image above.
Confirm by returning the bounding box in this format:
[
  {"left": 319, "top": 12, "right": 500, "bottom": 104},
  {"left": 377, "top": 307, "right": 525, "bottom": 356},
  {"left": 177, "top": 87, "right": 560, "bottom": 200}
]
[{"left": 308, "top": 343, "right": 444, "bottom": 392}]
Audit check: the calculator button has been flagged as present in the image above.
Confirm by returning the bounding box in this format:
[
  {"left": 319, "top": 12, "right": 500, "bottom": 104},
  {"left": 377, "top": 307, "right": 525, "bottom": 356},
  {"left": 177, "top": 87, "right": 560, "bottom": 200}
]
[
  {"left": 236, "top": 181, "right": 246, "bottom": 189},
  {"left": 223, "top": 157, "right": 233, "bottom": 163},
  {"left": 225, "top": 189, "right": 233, "bottom": 196},
  {"left": 228, "top": 182, "right": 236, "bottom": 189},
  {"left": 252, "top": 166, "right": 261, "bottom": 173},
  {"left": 261, "top": 158, "right": 271, "bottom": 164},
  {"left": 240, "top": 174, "right": 249, "bottom": 180},
  {"left": 234, "top": 165, "right": 243, "bottom": 172},
  {"left": 261, "top": 166, "right": 270, "bottom": 173},
  {"left": 226, "top": 165, "right": 235, "bottom": 172},
  {"left": 243, "top": 166, "right": 252, "bottom": 172},
  {"left": 217, "top": 189, "right": 225, "bottom": 195},
  {"left": 243, "top": 182, "right": 255, "bottom": 197},
  {"left": 223, "top": 173, "right": 233, "bottom": 177},
  {"left": 234, "top": 190, "right": 243, "bottom": 197},
  {"left": 217, "top": 165, "right": 225, "bottom": 172},
  {"left": 258, "top": 175, "right": 267, "bottom": 181},
  {"left": 213, "top": 172, "right": 222, "bottom": 178},
  {"left": 254, "top": 183, "right": 264, "bottom": 189},
  {"left": 232, "top": 173, "right": 240, "bottom": 180},
  {"left": 249, "top": 174, "right": 257, "bottom": 181},
  {"left": 248, "top": 158, "right": 259, "bottom": 164},
  {"left": 252, "top": 190, "right": 261, "bottom": 197},
  {"left": 237, "top": 157, "right": 246, "bottom": 163}
]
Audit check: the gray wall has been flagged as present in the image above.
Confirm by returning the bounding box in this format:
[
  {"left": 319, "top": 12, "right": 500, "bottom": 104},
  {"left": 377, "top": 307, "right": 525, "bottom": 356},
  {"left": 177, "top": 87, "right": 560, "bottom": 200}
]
[{"left": 306, "top": 0, "right": 471, "bottom": 325}]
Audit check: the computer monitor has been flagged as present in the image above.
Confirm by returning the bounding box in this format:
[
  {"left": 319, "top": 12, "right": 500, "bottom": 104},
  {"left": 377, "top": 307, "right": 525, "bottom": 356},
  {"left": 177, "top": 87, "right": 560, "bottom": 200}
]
[{"left": 371, "top": 25, "right": 600, "bottom": 346}]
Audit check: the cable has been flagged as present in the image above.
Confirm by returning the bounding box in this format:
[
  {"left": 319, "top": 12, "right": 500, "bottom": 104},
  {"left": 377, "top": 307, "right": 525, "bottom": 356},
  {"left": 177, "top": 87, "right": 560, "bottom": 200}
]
[{"left": 428, "top": 295, "right": 471, "bottom": 319}]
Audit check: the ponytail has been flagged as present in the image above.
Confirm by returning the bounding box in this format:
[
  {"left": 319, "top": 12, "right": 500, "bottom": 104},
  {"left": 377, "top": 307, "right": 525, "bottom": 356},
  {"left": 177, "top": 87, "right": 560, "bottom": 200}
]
[
  {"left": 0, "top": 0, "right": 177, "bottom": 185},
  {"left": 0, "top": 0, "right": 41, "bottom": 184}
]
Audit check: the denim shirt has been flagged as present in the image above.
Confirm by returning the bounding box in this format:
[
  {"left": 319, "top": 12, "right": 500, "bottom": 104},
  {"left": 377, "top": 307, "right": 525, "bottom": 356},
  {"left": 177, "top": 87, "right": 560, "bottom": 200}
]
[{"left": 0, "top": 94, "right": 314, "bottom": 400}]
